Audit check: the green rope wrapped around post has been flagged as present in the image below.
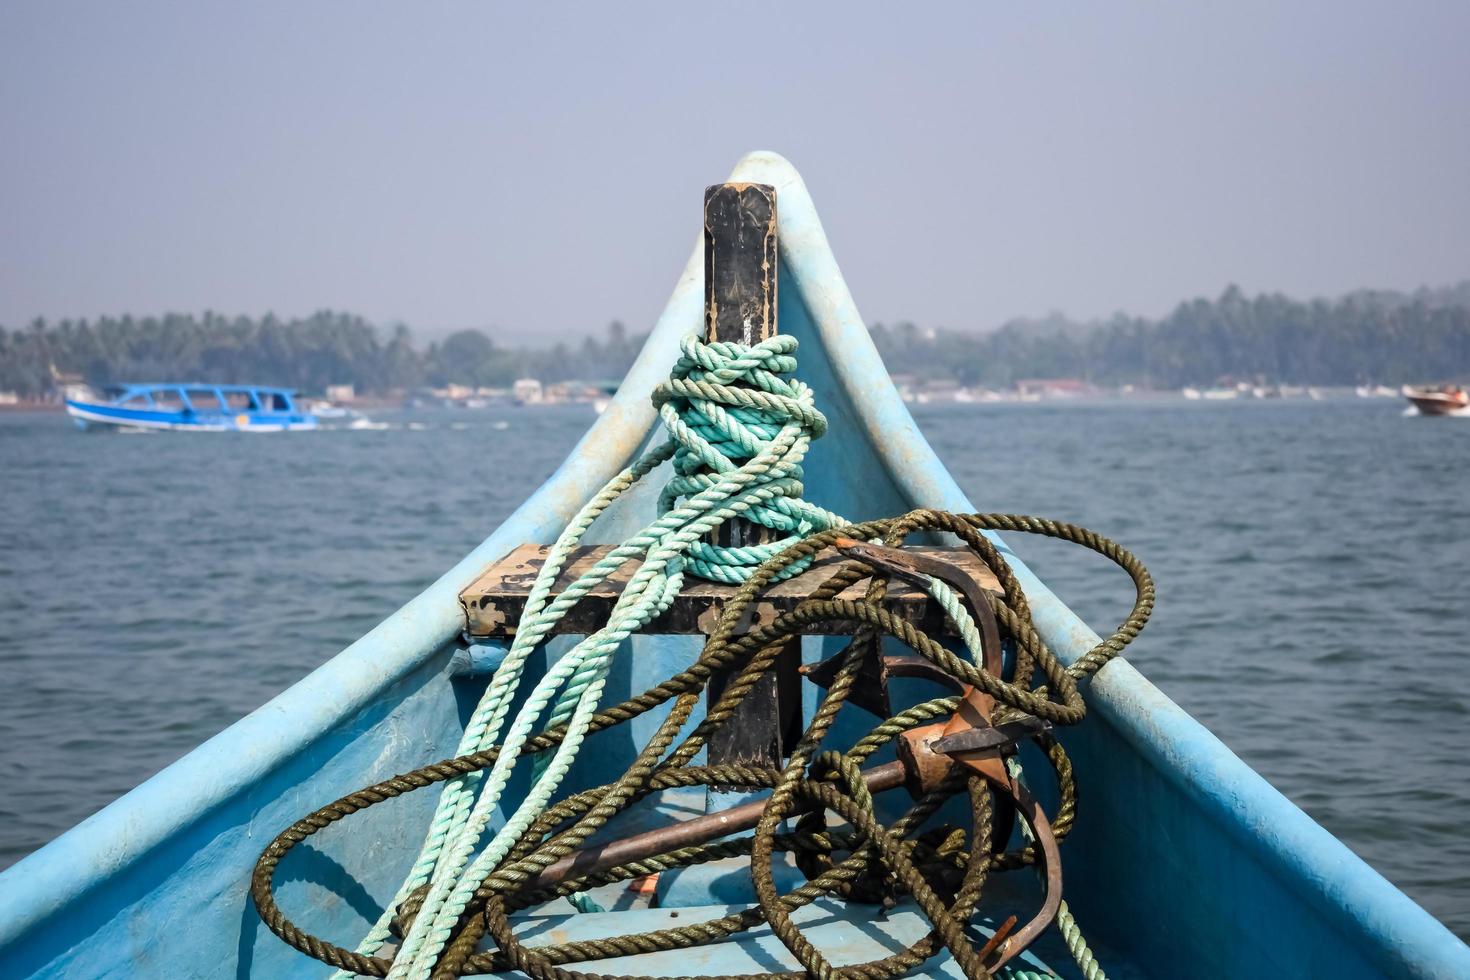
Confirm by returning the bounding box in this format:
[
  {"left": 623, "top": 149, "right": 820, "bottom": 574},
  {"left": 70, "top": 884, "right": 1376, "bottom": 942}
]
[{"left": 654, "top": 336, "right": 842, "bottom": 582}]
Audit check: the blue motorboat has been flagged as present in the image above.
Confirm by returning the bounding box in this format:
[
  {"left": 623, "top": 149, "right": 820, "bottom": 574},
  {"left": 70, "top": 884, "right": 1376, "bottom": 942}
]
[
  {"left": 3, "top": 153, "right": 1468, "bottom": 978},
  {"left": 63, "top": 382, "right": 318, "bottom": 431}
]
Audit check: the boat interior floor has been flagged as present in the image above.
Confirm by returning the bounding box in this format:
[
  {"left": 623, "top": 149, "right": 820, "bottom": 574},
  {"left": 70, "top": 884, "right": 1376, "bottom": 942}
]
[{"left": 472, "top": 892, "right": 1149, "bottom": 979}]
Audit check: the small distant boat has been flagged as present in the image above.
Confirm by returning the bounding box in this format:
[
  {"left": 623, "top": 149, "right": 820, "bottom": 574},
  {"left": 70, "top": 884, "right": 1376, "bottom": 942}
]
[
  {"left": 303, "top": 399, "right": 353, "bottom": 420},
  {"left": 63, "top": 383, "right": 317, "bottom": 432},
  {"left": 1402, "top": 384, "right": 1470, "bottom": 416}
]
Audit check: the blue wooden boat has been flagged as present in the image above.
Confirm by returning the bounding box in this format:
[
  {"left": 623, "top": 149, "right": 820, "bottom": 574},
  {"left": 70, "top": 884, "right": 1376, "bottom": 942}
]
[
  {"left": 5, "top": 153, "right": 1468, "bottom": 978},
  {"left": 64, "top": 382, "right": 318, "bottom": 431}
]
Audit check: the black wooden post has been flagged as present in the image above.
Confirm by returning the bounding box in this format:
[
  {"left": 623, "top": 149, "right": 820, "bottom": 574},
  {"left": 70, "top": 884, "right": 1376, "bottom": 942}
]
[{"left": 702, "top": 183, "right": 803, "bottom": 774}]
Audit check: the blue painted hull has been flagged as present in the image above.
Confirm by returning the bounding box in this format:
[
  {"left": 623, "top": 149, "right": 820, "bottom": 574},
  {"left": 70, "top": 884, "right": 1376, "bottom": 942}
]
[
  {"left": 65, "top": 398, "right": 317, "bottom": 432},
  {"left": 4, "top": 153, "right": 1467, "bottom": 978}
]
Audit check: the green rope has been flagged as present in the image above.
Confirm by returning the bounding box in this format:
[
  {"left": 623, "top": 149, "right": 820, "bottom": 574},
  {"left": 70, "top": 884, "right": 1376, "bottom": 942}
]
[
  {"left": 255, "top": 510, "right": 1155, "bottom": 979},
  {"left": 251, "top": 342, "right": 1158, "bottom": 979}
]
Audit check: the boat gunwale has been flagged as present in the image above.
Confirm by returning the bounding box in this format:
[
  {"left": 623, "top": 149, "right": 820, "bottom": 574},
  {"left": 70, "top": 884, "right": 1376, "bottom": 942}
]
[{"left": 1, "top": 151, "right": 1466, "bottom": 978}]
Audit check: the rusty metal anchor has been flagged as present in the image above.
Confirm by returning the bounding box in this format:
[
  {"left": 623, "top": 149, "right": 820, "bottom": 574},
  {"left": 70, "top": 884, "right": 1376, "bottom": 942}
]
[{"left": 829, "top": 537, "right": 1064, "bottom": 975}]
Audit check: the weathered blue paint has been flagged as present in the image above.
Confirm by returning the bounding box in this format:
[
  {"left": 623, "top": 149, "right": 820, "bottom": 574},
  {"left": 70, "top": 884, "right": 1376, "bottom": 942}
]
[
  {"left": 1, "top": 152, "right": 1466, "bottom": 978},
  {"left": 447, "top": 641, "right": 512, "bottom": 679},
  {"left": 421, "top": 899, "right": 1069, "bottom": 978}
]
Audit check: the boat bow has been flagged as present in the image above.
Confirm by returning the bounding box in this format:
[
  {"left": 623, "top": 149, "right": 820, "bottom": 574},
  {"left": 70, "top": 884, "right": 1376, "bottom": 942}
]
[{"left": 1, "top": 152, "right": 1466, "bottom": 979}]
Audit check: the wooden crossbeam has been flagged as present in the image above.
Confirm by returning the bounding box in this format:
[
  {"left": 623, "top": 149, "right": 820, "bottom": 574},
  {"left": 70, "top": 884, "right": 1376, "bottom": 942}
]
[{"left": 459, "top": 544, "right": 1001, "bottom": 640}]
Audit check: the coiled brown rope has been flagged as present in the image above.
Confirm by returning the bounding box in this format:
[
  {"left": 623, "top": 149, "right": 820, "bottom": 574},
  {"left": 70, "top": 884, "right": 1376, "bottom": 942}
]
[{"left": 252, "top": 510, "right": 1153, "bottom": 978}]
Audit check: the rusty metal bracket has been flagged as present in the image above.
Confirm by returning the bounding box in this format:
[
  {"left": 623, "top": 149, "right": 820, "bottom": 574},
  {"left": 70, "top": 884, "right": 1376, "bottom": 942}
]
[
  {"left": 798, "top": 648, "right": 970, "bottom": 719},
  {"left": 929, "top": 716, "right": 1052, "bottom": 755}
]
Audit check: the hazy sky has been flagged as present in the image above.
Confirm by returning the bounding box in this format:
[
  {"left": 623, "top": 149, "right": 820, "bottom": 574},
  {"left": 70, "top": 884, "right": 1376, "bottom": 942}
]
[{"left": 3, "top": 2, "right": 1467, "bottom": 343}]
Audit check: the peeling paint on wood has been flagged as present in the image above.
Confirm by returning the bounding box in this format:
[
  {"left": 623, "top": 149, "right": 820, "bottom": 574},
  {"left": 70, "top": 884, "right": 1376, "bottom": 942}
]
[{"left": 459, "top": 544, "right": 1001, "bottom": 639}]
